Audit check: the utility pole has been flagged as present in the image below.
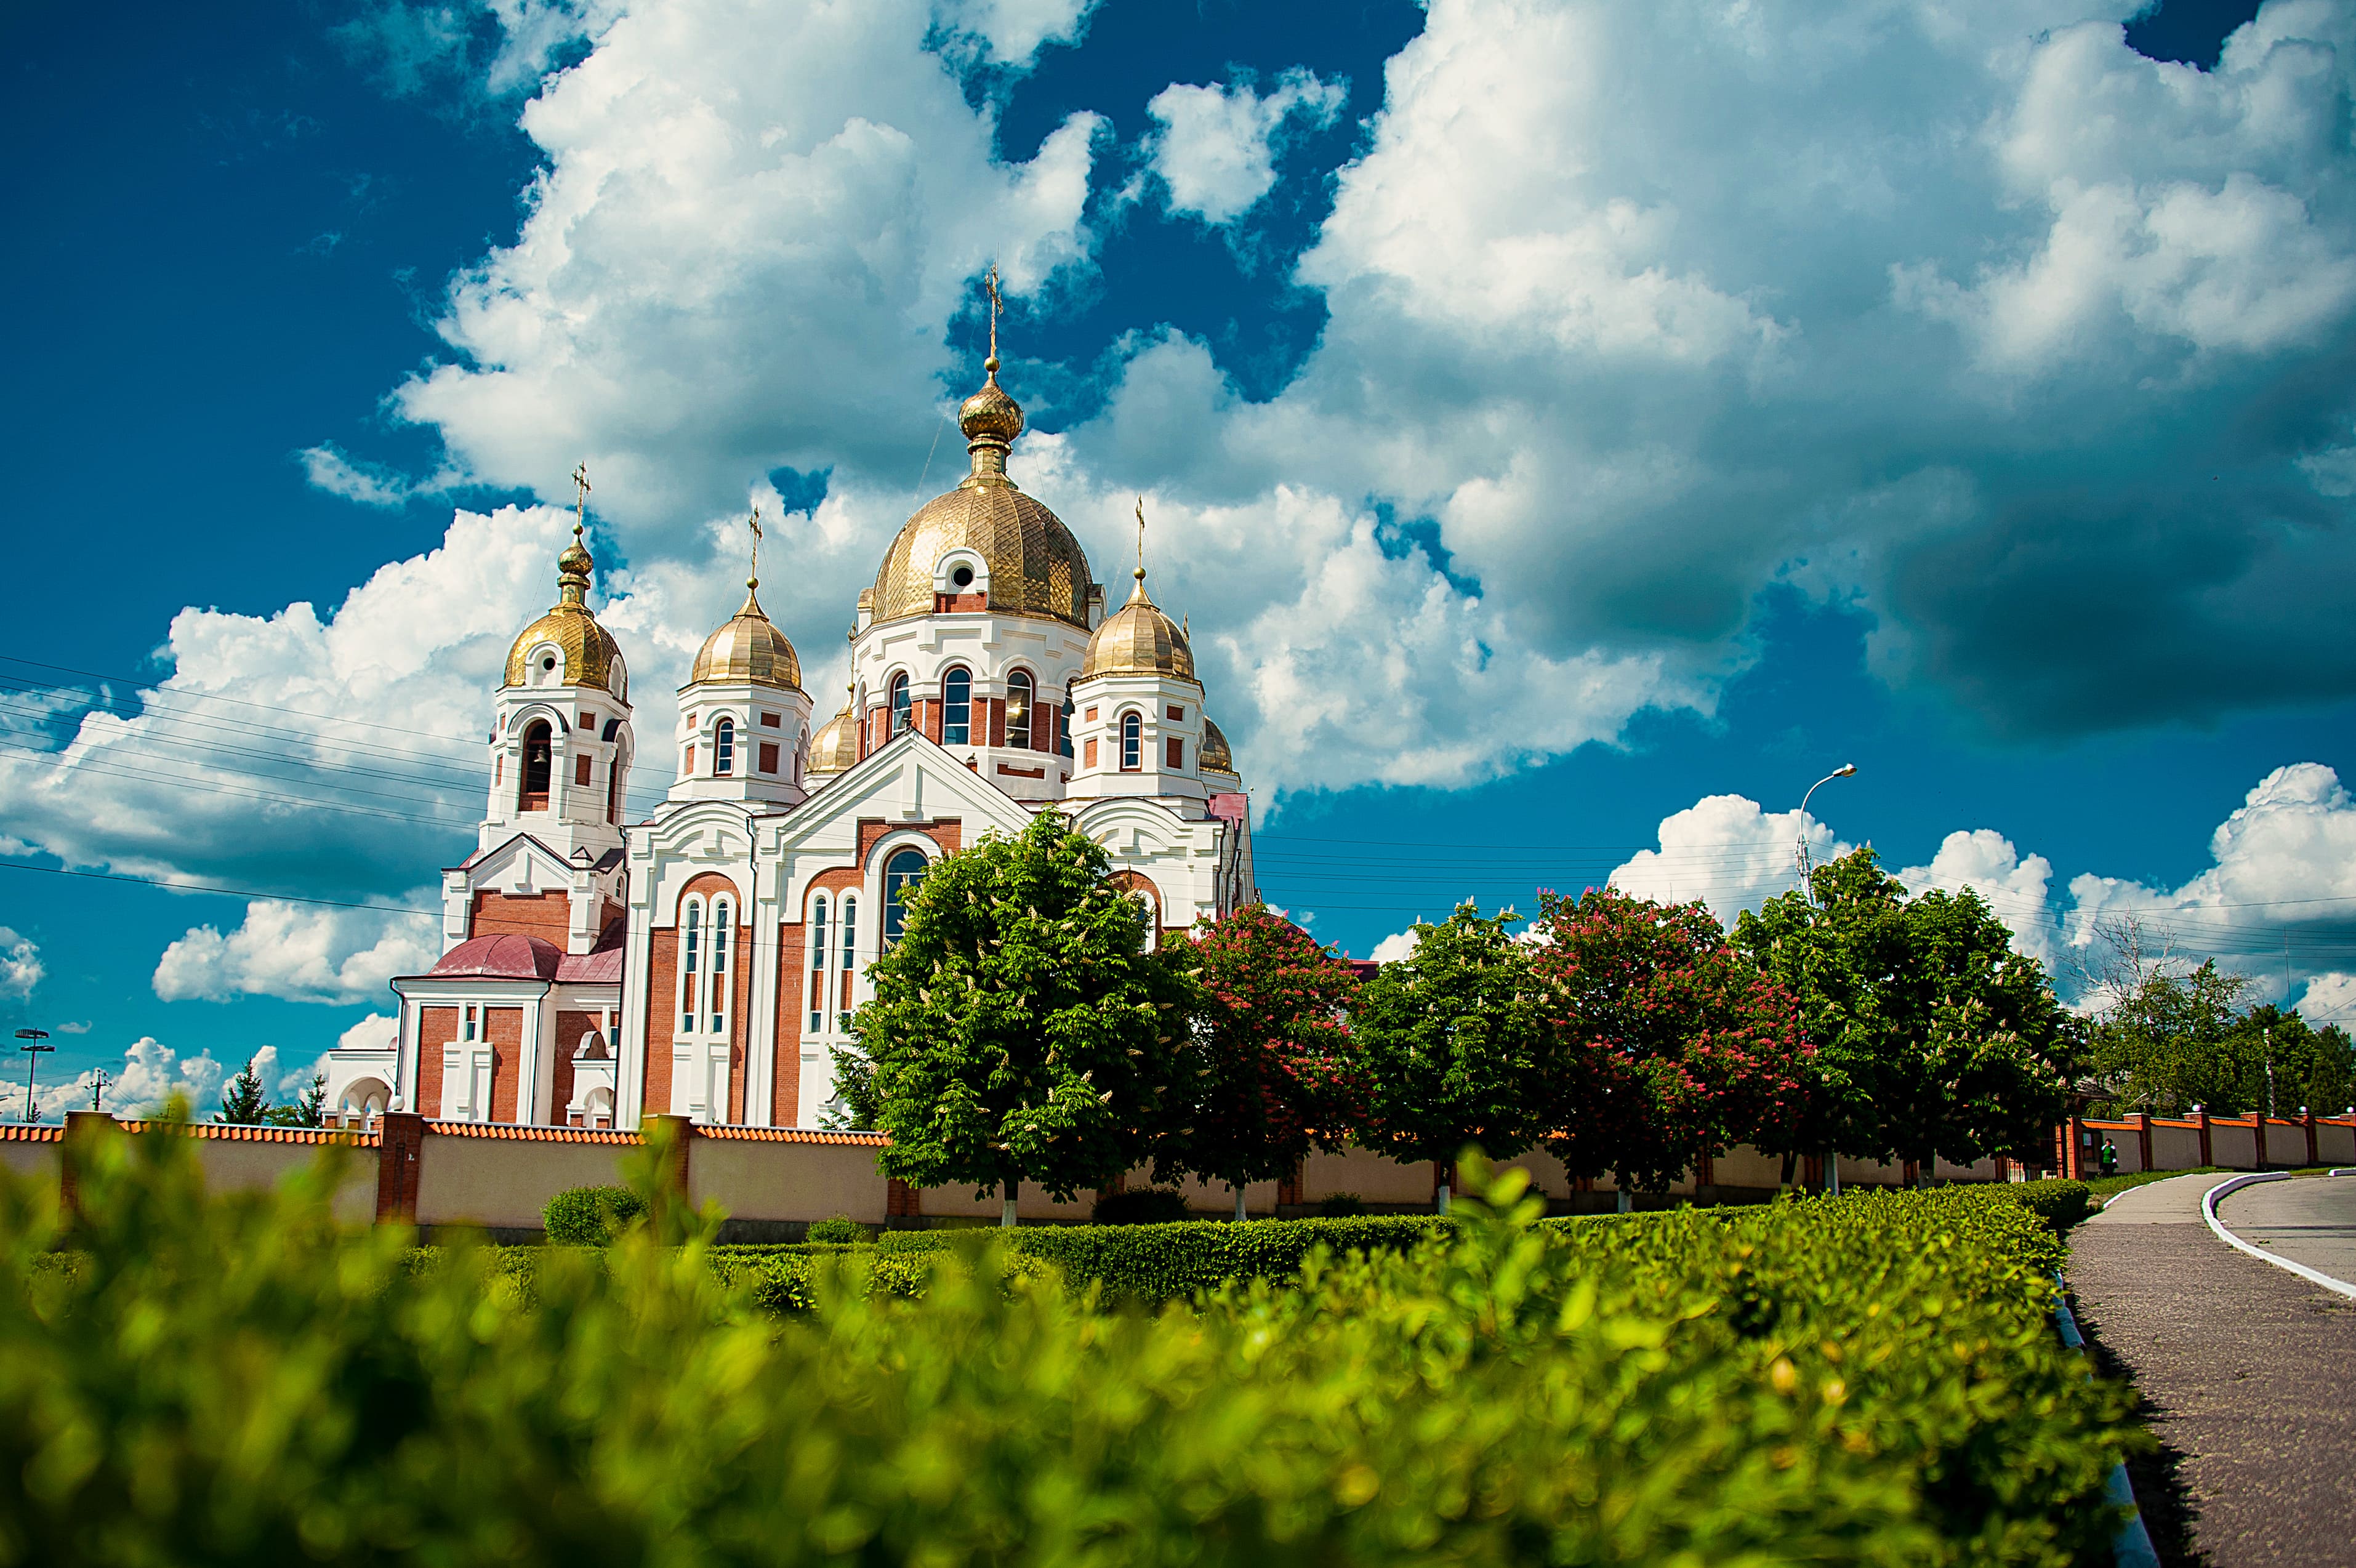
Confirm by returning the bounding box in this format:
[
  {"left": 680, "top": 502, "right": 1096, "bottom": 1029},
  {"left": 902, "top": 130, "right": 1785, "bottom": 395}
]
[
  {"left": 90, "top": 1069, "right": 111, "bottom": 1112},
  {"left": 1795, "top": 764, "right": 1857, "bottom": 907},
  {"left": 14, "top": 1029, "right": 53, "bottom": 1123}
]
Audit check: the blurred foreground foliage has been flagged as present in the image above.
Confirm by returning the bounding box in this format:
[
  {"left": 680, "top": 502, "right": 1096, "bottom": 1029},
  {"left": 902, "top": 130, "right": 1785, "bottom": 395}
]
[{"left": 0, "top": 1124, "right": 2130, "bottom": 1567}]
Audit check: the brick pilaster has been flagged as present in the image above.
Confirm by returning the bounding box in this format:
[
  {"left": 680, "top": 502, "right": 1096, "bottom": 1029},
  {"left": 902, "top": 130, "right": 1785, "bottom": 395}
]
[{"left": 376, "top": 1112, "right": 425, "bottom": 1223}]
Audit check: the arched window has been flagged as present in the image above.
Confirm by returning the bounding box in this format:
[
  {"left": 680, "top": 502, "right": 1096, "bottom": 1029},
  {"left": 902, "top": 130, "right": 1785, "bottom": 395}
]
[
  {"left": 808, "top": 893, "right": 830, "bottom": 1034},
  {"left": 520, "top": 721, "right": 552, "bottom": 810},
  {"left": 1120, "top": 711, "right": 1142, "bottom": 771},
  {"left": 714, "top": 717, "right": 735, "bottom": 776},
  {"left": 606, "top": 752, "right": 624, "bottom": 822},
  {"left": 678, "top": 898, "right": 704, "bottom": 1035},
  {"left": 1006, "top": 670, "right": 1034, "bottom": 749},
  {"left": 941, "top": 667, "right": 971, "bottom": 745},
  {"left": 883, "top": 850, "right": 927, "bottom": 944},
  {"left": 1058, "top": 695, "right": 1075, "bottom": 757},
  {"left": 840, "top": 893, "right": 858, "bottom": 973},
  {"left": 890, "top": 673, "right": 911, "bottom": 735},
  {"left": 709, "top": 899, "right": 733, "bottom": 1034}
]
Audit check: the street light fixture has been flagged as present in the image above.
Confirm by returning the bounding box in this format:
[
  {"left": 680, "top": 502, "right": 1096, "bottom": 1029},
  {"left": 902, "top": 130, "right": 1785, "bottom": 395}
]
[
  {"left": 1795, "top": 763, "right": 1859, "bottom": 904},
  {"left": 14, "top": 1030, "right": 53, "bottom": 1124}
]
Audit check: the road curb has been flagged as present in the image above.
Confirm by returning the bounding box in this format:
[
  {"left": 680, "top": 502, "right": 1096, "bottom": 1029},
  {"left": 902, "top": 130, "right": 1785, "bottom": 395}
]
[
  {"left": 2053, "top": 1277, "right": 2162, "bottom": 1568},
  {"left": 2200, "top": 1172, "right": 2356, "bottom": 1300}
]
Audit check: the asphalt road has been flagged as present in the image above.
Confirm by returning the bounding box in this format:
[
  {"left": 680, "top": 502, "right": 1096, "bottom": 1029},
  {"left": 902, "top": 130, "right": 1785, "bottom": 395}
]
[
  {"left": 2217, "top": 1176, "right": 2356, "bottom": 1284},
  {"left": 2067, "top": 1172, "right": 2356, "bottom": 1568}
]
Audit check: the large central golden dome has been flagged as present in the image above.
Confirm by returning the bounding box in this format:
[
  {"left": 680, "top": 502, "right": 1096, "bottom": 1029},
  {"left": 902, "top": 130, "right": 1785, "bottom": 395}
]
[{"left": 867, "top": 357, "right": 1094, "bottom": 630}]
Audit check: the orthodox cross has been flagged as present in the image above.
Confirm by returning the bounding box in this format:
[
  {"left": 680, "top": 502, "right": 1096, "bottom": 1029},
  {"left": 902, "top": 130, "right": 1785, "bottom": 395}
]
[
  {"left": 984, "top": 263, "right": 1002, "bottom": 366},
  {"left": 571, "top": 463, "right": 592, "bottom": 534},
  {"left": 1134, "top": 496, "right": 1148, "bottom": 577},
  {"left": 747, "top": 505, "right": 763, "bottom": 585}
]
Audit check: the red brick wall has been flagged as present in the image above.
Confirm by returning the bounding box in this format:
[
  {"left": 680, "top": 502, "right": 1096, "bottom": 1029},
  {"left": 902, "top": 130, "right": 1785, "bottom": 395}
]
[
  {"left": 986, "top": 696, "right": 1005, "bottom": 748},
  {"left": 854, "top": 818, "right": 962, "bottom": 863},
  {"left": 470, "top": 890, "right": 570, "bottom": 944},
  {"left": 914, "top": 698, "right": 941, "bottom": 743},
  {"left": 773, "top": 921, "right": 805, "bottom": 1126},
  {"left": 552, "top": 1008, "right": 602, "bottom": 1124},
  {"left": 726, "top": 910, "right": 752, "bottom": 1125},
  {"left": 417, "top": 1005, "right": 457, "bottom": 1117},
  {"left": 643, "top": 930, "right": 677, "bottom": 1116},
  {"left": 486, "top": 1005, "right": 523, "bottom": 1124}
]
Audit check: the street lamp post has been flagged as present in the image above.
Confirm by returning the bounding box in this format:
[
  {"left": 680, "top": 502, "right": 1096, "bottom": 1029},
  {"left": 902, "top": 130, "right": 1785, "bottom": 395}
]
[
  {"left": 1793, "top": 765, "right": 1857, "bottom": 1195},
  {"left": 14, "top": 1030, "right": 54, "bottom": 1124}
]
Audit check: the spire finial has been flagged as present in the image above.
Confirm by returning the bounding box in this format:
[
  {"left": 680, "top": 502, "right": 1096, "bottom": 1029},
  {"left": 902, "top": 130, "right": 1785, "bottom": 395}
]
[
  {"left": 556, "top": 464, "right": 595, "bottom": 608},
  {"left": 984, "top": 263, "right": 1001, "bottom": 375},
  {"left": 747, "top": 505, "right": 763, "bottom": 590},
  {"left": 1135, "top": 495, "right": 1147, "bottom": 581},
  {"left": 571, "top": 462, "right": 591, "bottom": 539}
]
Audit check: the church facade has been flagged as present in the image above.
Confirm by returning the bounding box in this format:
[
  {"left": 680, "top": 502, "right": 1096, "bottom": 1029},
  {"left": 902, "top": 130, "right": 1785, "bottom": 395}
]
[{"left": 323, "top": 356, "right": 1258, "bottom": 1132}]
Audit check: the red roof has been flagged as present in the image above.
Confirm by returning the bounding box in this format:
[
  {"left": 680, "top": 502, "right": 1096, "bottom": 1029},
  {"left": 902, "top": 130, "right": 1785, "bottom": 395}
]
[
  {"left": 428, "top": 933, "right": 563, "bottom": 981},
  {"left": 1207, "top": 792, "right": 1249, "bottom": 822},
  {"left": 555, "top": 918, "right": 627, "bottom": 985}
]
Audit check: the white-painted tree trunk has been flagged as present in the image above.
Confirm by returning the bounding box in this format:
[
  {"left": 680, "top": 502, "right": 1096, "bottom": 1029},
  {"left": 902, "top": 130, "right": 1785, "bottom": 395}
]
[
  {"left": 1000, "top": 1181, "right": 1018, "bottom": 1228},
  {"left": 1615, "top": 1186, "right": 1631, "bottom": 1214},
  {"left": 1826, "top": 1157, "right": 1840, "bottom": 1196},
  {"left": 1232, "top": 1183, "right": 1247, "bottom": 1223},
  {"left": 1435, "top": 1183, "right": 1452, "bottom": 1216}
]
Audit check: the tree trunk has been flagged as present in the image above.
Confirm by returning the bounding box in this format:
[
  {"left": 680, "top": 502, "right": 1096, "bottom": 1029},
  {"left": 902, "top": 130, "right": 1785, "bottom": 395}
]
[
  {"left": 1435, "top": 1182, "right": 1452, "bottom": 1216},
  {"left": 1825, "top": 1155, "right": 1839, "bottom": 1196},
  {"left": 1232, "top": 1182, "right": 1247, "bottom": 1223},
  {"left": 1779, "top": 1149, "right": 1796, "bottom": 1192},
  {"left": 1615, "top": 1184, "right": 1631, "bottom": 1214},
  {"left": 1000, "top": 1180, "right": 1018, "bottom": 1228}
]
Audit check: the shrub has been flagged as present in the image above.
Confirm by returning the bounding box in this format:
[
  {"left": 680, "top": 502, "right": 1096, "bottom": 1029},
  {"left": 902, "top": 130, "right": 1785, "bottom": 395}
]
[
  {"left": 1980, "top": 1179, "right": 2095, "bottom": 1236},
  {"left": 804, "top": 1215, "right": 866, "bottom": 1244},
  {"left": 541, "top": 1183, "right": 645, "bottom": 1245},
  {"left": 0, "top": 1127, "right": 2133, "bottom": 1567},
  {"left": 1089, "top": 1186, "right": 1193, "bottom": 1225},
  {"left": 1316, "top": 1192, "right": 1367, "bottom": 1216}
]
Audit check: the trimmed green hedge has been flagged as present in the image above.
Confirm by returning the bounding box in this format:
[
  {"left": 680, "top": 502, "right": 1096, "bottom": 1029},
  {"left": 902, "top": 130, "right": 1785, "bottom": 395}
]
[
  {"left": 1983, "top": 1180, "right": 2095, "bottom": 1236},
  {"left": 540, "top": 1184, "right": 643, "bottom": 1245},
  {"left": 2, "top": 1133, "right": 2132, "bottom": 1566}
]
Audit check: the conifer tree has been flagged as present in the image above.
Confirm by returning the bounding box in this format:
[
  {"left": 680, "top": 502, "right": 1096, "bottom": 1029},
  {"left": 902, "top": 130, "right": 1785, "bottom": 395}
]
[
  {"left": 216, "top": 1059, "right": 269, "bottom": 1125},
  {"left": 1164, "top": 904, "right": 1365, "bottom": 1220},
  {"left": 854, "top": 810, "right": 1192, "bottom": 1224}
]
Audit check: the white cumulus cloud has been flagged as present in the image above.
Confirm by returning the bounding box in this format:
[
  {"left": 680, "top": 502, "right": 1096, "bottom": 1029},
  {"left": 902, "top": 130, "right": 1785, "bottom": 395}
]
[
  {"left": 34, "top": 1037, "right": 230, "bottom": 1122},
  {"left": 154, "top": 898, "right": 441, "bottom": 1006},
  {"left": 1610, "top": 794, "right": 1854, "bottom": 926},
  {"left": 1144, "top": 69, "right": 1346, "bottom": 225},
  {"left": 0, "top": 927, "right": 41, "bottom": 1001}
]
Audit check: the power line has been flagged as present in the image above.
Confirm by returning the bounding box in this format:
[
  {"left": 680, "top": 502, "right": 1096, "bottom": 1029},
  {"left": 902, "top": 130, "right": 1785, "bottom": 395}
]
[{"left": 0, "top": 859, "right": 440, "bottom": 919}]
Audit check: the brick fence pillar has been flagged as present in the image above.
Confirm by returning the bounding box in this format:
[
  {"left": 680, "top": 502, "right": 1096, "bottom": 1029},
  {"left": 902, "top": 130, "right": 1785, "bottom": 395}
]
[
  {"left": 60, "top": 1110, "right": 116, "bottom": 1220},
  {"left": 2307, "top": 1107, "right": 2320, "bottom": 1168},
  {"left": 1277, "top": 1162, "right": 1304, "bottom": 1210},
  {"left": 2257, "top": 1112, "right": 2271, "bottom": 1169},
  {"left": 376, "top": 1112, "right": 425, "bottom": 1223},
  {"left": 2066, "top": 1117, "right": 2087, "bottom": 1179},
  {"left": 644, "top": 1114, "right": 694, "bottom": 1207},
  {"left": 2196, "top": 1106, "right": 2213, "bottom": 1168},
  {"left": 885, "top": 1178, "right": 920, "bottom": 1218},
  {"left": 2137, "top": 1111, "right": 2153, "bottom": 1173}
]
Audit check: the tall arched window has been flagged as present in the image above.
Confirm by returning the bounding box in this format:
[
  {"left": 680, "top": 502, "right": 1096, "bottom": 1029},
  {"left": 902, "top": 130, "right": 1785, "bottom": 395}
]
[
  {"left": 520, "top": 721, "right": 553, "bottom": 810},
  {"left": 808, "top": 893, "right": 830, "bottom": 1034},
  {"left": 606, "top": 751, "right": 623, "bottom": 822},
  {"left": 678, "top": 898, "right": 704, "bottom": 1035},
  {"left": 1058, "top": 695, "right": 1075, "bottom": 757},
  {"left": 709, "top": 898, "right": 733, "bottom": 1034},
  {"left": 1006, "top": 670, "right": 1034, "bottom": 749},
  {"left": 1120, "top": 711, "right": 1142, "bottom": 771},
  {"left": 890, "top": 673, "right": 912, "bottom": 735},
  {"left": 839, "top": 895, "right": 858, "bottom": 1022},
  {"left": 941, "top": 667, "right": 971, "bottom": 744},
  {"left": 714, "top": 717, "right": 736, "bottom": 776},
  {"left": 883, "top": 850, "right": 927, "bottom": 944}
]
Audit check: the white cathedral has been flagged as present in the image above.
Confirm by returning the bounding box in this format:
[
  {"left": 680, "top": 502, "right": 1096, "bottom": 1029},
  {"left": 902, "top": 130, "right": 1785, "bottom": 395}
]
[{"left": 323, "top": 352, "right": 1258, "bottom": 1131}]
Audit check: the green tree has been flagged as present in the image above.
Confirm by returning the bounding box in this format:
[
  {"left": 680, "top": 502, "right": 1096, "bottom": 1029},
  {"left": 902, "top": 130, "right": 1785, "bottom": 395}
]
[
  {"left": 854, "top": 810, "right": 1191, "bottom": 1224},
  {"left": 1734, "top": 848, "right": 2072, "bottom": 1175},
  {"left": 215, "top": 1059, "right": 268, "bottom": 1125},
  {"left": 263, "top": 1074, "right": 327, "bottom": 1128},
  {"left": 1164, "top": 904, "right": 1365, "bottom": 1220},
  {"left": 2085, "top": 954, "right": 2253, "bottom": 1114},
  {"left": 1351, "top": 903, "right": 1546, "bottom": 1210},
  {"left": 1530, "top": 887, "right": 1815, "bottom": 1203}
]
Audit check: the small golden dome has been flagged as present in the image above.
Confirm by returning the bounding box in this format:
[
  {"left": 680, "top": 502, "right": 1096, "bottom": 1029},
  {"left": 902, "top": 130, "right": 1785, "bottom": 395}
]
[
  {"left": 1200, "top": 716, "right": 1237, "bottom": 777},
  {"left": 806, "top": 690, "right": 859, "bottom": 777},
  {"left": 688, "top": 582, "right": 803, "bottom": 691},
  {"left": 1080, "top": 569, "right": 1197, "bottom": 683},
  {"left": 504, "top": 525, "right": 623, "bottom": 693},
  {"left": 868, "top": 360, "right": 1093, "bottom": 630}
]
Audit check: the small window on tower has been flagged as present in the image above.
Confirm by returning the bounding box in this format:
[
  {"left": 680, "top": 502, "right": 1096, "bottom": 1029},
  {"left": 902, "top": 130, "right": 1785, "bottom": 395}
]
[
  {"left": 575, "top": 754, "right": 592, "bottom": 788},
  {"left": 520, "top": 722, "right": 553, "bottom": 811},
  {"left": 579, "top": 710, "right": 596, "bottom": 728},
  {"left": 890, "top": 673, "right": 912, "bottom": 734},
  {"left": 758, "top": 742, "right": 779, "bottom": 774},
  {"left": 942, "top": 667, "right": 971, "bottom": 746},
  {"left": 1006, "top": 670, "right": 1033, "bottom": 749},
  {"left": 759, "top": 711, "right": 781, "bottom": 728},
  {"left": 1120, "top": 712, "right": 1141, "bottom": 771},
  {"left": 1084, "top": 737, "right": 1098, "bottom": 768},
  {"left": 950, "top": 563, "right": 975, "bottom": 589},
  {"left": 1166, "top": 737, "right": 1183, "bottom": 770},
  {"left": 714, "top": 718, "right": 735, "bottom": 776},
  {"left": 1167, "top": 705, "right": 1184, "bottom": 722}
]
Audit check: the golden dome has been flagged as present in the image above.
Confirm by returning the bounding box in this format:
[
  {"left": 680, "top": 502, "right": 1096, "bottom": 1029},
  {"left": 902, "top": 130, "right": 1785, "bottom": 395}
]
[
  {"left": 505, "top": 525, "right": 624, "bottom": 693},
  {"left": 1080, "top": 569, "right": 1197, "bottom": 683},
  {"left": 1200, "top": 716, "right": 1237, "bottom": 777},
  {"left": 867, "top": 362, "right": 1094, "bottom": 630},
  {"left": 807, "top": 690, "right": 859, "bottom": 777},
  {"left": 689, "top": 582, "right": 802, "bottom": 691}
]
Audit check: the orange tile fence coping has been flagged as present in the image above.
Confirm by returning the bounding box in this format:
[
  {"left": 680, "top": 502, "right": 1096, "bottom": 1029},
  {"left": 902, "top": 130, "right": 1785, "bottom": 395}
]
[
  {"left": 423, "top": 1120, "right": 642, "bottom": 1145},
  {"left": 696, "top": 1125, "right": 890, "bottom": 1146},
  {"left": 0, "top": 1124, "right": 64, "bottom": 1143},
  {"left": 108, "top": 1120, "right": 382, "bottom": 1148},
  {"left": 2082, "top": 1114, "right": 2355, "bottom": 1129}
]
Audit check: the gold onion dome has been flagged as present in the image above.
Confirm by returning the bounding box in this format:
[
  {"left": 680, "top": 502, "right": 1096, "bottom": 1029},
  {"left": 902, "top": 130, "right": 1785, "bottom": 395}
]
[
  {"left": 1080, "top": 568, "right": 1197, "bottom": 682},
  {"left": 1200, "top": 716, "right": 1237, "bottom": 776},
  {"left": 505, "top": 524, "right": 623, "bottom": 692},
  {"left": 867, "top": 358, "right": 1095, "bottom": 630},
  {"left": 807, "top": 690, "right": 860, "bottom": 776},
  {"left": 689, "top": 581, "right": 803, "bottom": 691}
]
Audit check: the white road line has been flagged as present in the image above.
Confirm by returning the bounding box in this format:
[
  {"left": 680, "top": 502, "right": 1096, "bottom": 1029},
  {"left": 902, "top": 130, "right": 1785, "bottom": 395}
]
[{"left": 2200, "top": 1173, "right": 2356, "bottom": 1300}]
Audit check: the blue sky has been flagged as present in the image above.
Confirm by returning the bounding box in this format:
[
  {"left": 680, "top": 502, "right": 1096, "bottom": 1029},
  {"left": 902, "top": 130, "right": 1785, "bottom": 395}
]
[{"left": 7, "top": 0, "right": 2356, "bottom": 1117}]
